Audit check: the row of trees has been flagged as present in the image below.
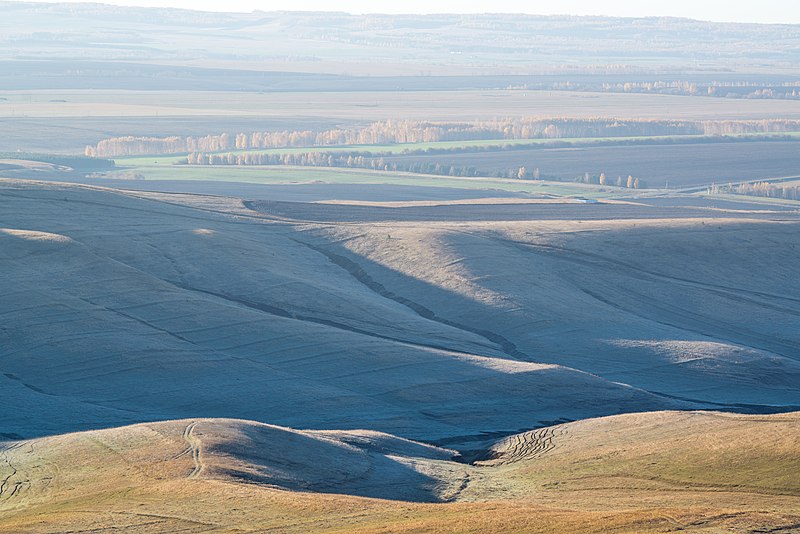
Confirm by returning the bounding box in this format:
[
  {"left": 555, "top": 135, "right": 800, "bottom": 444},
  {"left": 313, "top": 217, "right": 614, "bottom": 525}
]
[
  {"left": 575, "top": 172, "right": 646, "bottom": 188},
  {"left": 185, "top": 150, "right": 484, "bottom": 177},
  {"left": 711, "top": 181, "right": 800, "bottom": 200},
  {"left": 85, "top": 134, "right": 230, "bottom": 158},
  {"left": 187, "top": 151, "right": 379, "bottom": 169},
  {"left": 597, "top": 81, "right": 800, "bottom": 99},
  {"left": 86, "top": 118, "right": 800, "bottom": 157},
  {"left": 184, "top": 150, "right": 648, "bottom": 187}
]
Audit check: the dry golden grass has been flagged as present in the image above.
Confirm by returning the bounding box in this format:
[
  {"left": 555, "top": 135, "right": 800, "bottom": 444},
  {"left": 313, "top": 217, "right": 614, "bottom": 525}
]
[{"left": 1, "top": 411, "right": 798, "bottom": 533}]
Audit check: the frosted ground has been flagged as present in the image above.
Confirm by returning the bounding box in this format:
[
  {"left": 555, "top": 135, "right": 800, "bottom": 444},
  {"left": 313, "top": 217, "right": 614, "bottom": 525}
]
[
  {"left": 1, "top": 177, "right": 800, "bottom": 532},
  {"left": 1, "top": 179, "right": 799, "bottom": 445}
]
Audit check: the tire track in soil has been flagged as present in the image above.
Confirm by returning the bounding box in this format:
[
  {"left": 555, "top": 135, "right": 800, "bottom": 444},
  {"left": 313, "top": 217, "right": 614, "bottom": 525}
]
[
  {"left": 181, "top": 422, "right": 204, "bottom": 479},
  {"left": 475, "top": 426, "right": 567, "bottom": 466}
]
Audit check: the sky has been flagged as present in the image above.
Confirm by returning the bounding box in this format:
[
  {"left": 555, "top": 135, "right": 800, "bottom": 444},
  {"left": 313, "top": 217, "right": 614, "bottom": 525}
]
[{"left": 29, "top": 0, "right": 800, "bottom": 24}]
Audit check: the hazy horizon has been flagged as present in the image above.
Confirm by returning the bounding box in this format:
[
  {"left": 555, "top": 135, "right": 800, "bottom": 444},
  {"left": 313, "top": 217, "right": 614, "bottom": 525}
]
[{"left": 13, "top": 0, "right": 800, "bottom": 24}]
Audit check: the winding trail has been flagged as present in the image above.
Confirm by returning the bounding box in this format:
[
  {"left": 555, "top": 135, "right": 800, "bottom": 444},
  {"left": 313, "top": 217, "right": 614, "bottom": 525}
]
[
  {"left": 181, "top": 422, "right": 204, "bottom": 479},
  {"left": 0, "top": 441, "right": 32, "bottom": 502},
  {"left": 0, "top": 452, "right": 18, "bottom": 499}
]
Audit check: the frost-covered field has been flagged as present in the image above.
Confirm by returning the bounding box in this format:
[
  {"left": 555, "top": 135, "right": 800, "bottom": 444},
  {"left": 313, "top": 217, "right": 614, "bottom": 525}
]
[{"left": 1, "top": 178, "right": 799, "bottom": 531}]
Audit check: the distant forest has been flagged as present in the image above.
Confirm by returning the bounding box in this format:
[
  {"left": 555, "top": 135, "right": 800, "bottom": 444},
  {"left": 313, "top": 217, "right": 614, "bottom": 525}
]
[{"left": 86, "top": 119, "right": 800, "bottom": 158}]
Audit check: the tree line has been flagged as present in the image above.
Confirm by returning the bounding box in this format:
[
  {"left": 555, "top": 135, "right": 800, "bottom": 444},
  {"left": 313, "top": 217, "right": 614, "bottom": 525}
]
[
  {"left": 185, "top": 150, "right": 484, "bottom": 177},
  {"left": 507, "top": 80, "right": 800, "bottom": 100},
  {"left": 183, "top": 149, "right": 647, "bottom": 188},
  {"left": 0, "top": 152, "right": 114, "bottom": 171},
  {"left": 85, "top": 118, "right": 800, "bottom": 158},
  {"left": 710, "top": 181, "right": 800, "bottom": 200}
]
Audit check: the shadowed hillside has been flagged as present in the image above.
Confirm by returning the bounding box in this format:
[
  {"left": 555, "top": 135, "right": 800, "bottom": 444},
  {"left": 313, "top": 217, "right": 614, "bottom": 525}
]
[
  {"left": 1, "top": 179, "right": 701, "bottom": 446},
  {"left": 2, "top": 179, "right": 799, "bottom": 442}
]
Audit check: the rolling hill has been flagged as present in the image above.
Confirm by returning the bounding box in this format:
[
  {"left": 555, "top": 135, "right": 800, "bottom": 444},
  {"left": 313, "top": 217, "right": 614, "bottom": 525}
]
[
  {"left": 1, "top": 177, "right": 799, "bottom": 531},
  {"left": 0, "top": 411, "right": 797, "bottom": 532}
]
